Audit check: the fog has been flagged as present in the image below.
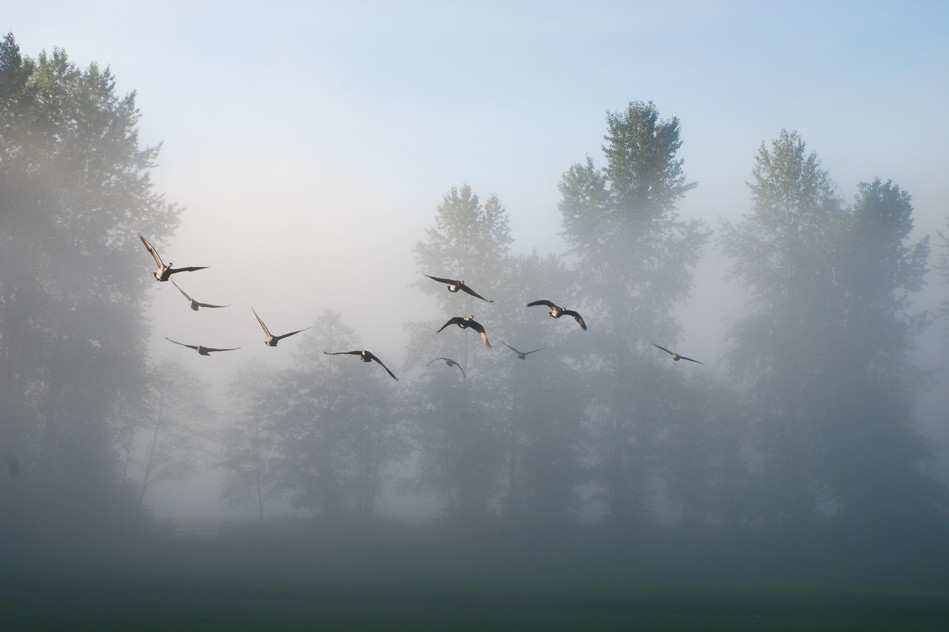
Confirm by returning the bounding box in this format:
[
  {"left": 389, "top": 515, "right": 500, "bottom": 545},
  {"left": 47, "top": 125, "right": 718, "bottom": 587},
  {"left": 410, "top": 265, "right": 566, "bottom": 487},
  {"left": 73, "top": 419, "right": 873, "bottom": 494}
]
[{"left": 3, "top": 4, "right": 949, "bottom": 628}]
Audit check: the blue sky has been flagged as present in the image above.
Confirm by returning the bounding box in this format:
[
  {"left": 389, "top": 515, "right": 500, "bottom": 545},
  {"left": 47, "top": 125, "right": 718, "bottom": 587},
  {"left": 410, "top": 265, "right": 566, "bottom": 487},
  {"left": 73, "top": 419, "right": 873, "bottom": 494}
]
[{"left": 8, "top": 0, "right": 949, "bottom": 519}]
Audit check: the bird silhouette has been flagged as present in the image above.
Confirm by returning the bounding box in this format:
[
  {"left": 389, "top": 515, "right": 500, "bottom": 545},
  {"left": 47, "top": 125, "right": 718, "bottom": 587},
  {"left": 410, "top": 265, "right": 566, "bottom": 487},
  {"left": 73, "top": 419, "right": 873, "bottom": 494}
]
[
  {"left": 171, "top": 279, "right": 228, "bottom": 311},
  {"left": 324, "top": 350, "right": 398, "bottom": 381},
  {"left": 425, "top": 275, "right": 493, "bottom": 302},
  {"left": 139, "top": 233, "right": 207, "bottom": 281},
  {"left": 501, "top": 341, "right": 545, "bottom": 360},
  {"left": 652, "top": 343, "right": 703, "bottom": 364},
  {"left": 428, "top": 357, "right": 466, "bottom": 377},
  {"left": 253, "top": 309, "right": 309, "bottom": 347},
  {"left": 166, "top": 337, "right": 240, "bottom": 356},
  {"left": 527, "top": 300, "right": 587, "bottom": 330},
  {"left": 437, "top": 315, "right": 492, "bottom": 348}
]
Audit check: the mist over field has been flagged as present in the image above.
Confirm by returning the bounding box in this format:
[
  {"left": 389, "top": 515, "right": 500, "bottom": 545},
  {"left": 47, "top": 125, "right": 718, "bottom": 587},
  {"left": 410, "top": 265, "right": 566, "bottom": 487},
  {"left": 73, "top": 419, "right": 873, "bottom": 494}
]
[{"left": 3, "top": 4, "right": 949, "bottom": 629}]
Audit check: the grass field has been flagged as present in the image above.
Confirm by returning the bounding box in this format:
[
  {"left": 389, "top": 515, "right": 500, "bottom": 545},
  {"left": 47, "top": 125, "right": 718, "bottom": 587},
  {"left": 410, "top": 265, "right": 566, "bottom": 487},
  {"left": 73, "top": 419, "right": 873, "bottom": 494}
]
[{"left": 3, "top": 578, "right": 949, "bottom": 631}]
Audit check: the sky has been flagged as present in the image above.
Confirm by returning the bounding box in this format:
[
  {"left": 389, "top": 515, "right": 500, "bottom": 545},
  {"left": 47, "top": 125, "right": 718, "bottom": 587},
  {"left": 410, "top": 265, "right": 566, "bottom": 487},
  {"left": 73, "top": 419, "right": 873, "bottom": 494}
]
[{"left": 6, "top": 0, "right": 949, "bottom": 519}]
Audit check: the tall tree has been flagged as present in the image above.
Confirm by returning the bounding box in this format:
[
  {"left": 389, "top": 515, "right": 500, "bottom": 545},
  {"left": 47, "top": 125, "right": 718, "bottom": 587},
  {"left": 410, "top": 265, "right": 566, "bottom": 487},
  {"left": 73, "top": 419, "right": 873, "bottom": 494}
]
[
  {"left": 828, "top": 178, "right": 938, "bottom": 526},
  {"left": 558, "top": 101, "right": 708, "bottom": 526},
  {"left": 219, "top": 364, "right": 279, "bottom": 521},
  {"left": 721, "top": 129, "right": 844, "bottom": 523},
  {"left": 0, "top": 34, "right": 179, "bottom": 523},
  {"left": 407, "top": 185, "right": 512, "bottom": 520}
]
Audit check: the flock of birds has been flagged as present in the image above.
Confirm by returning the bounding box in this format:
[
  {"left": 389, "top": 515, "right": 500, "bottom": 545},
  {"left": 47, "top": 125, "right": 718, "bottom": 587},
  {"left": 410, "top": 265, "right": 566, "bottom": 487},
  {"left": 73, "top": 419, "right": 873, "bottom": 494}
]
[{"left": 140, "top": 234, "right": 702, "bottom": 382}]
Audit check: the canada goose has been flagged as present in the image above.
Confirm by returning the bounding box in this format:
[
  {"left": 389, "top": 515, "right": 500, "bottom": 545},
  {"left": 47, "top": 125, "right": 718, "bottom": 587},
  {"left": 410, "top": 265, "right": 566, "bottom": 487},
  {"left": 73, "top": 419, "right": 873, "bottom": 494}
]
[
  {"left": 139, "top": 233, "right": 207, "bottom": 281},
  {"left": 501, "top": 341, "right": 545, "bottom": 360},
  {"left": 652, "top": 343, "right": 703, "bottom": 364},
  {"left": 171, "top": 279, "right": 228, "bottom": 311},
  {"left": 428, "top": 357, "right": 466, "bottom": 377},
  {"left": 527, "top": 300, "right": 587, "bottom": 330},
  {"left": 425, "top": 275, "right": 493, "bottom": 302},
  {"left": 166, "top": 337, "right": 240, "bottom": 356},
  {"left": 324, "top": 350, "right": 398, "bottom": 381},
  {"left": 253, "top": 309, "right": 309, "bottom": 347},
  {"left": 437, "top": 315, "right": 492, "bottom": 348}
]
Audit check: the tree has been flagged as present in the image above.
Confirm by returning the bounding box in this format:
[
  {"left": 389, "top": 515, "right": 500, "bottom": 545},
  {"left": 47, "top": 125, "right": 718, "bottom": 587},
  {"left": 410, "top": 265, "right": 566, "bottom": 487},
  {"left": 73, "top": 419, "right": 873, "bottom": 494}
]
[
  {"left": 407, "top": 185, "right": 512, "bottom": 520},
  {"left": 267, "top": 311, "right": 401, "bottom": 518},
  {"left": 219, "top": 364, "right": 279, "bottom": 521},
  {"left": 135, "top": 361, "right": 212, "bottom": 508},
  {"left": 558, "top": 101, "right": 708, "bottom": 526},
  {"left": 0, "top": 34, "right": 179, "bottom": 525},
  {"left": 721, "top": 130, "right": 845, "bottom": 523}
]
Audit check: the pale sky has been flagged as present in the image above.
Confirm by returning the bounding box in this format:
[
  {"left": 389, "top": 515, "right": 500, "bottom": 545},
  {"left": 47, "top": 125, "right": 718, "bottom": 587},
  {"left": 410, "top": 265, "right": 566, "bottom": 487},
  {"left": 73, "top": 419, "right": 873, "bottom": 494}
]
[{"left": 7, "top": 1, "right": 949, "bottom": 518}]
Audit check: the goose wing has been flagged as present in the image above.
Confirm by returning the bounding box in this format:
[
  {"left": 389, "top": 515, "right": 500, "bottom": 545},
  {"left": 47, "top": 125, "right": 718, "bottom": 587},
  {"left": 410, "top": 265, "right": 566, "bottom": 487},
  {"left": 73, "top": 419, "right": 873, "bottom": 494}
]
[
  {"left": 273, "top": 327, "right": 310, "bottom": 342},
  {"left": 203, "top": 346, "right": 241, "bottom": 353},
  {"left": 165, "top": 337, "right": 198, "bottom": 351},
  {"left": 437, "top": 316, "right": 464, "bottom": 333},
  {"left": 677, "top": 355, "right": 703, "bottom": 364},
  {"left": 527, "top": 299, "right": 557, "bottom": 309},
  {"left": 652, "top": 343, "right": 675, "bottom": 357},
  {"left": 368, "top": 352, "right": 398, "bottom": 381},
  {"left": 168, "top": 265, "right": 208, "bottom": 275},
  {"left": 195, "top": 301, "right": 229, "bottom": 309},
  {"left": 139, "top": 233, "right": 164, "bottom": 268},
  {"left": 458, "top": 283, "right": 493, "bottom": 303},
  {"left": 425, "top": 274, "right": 456, "bottom": 285},
  {"left": 324, "top": 350, "right": 362, "bottom": 356},
  {"left": 523, "top": 347, "right": 545, "bottom": 356},
  {"left": 253, "top": 309, "right": 273, "bottom": 337},
  {"left": 466, "top": 319, "right": 491, "bottom": 348},
  {"left": 170, "top": 278, "right": 192, "bottom": 302},
  {"left": 502, "top": 341, "right": 521, "bottom": 354},
  {"left": 563, "top": 309, "right": 587, "bottom": 330}
]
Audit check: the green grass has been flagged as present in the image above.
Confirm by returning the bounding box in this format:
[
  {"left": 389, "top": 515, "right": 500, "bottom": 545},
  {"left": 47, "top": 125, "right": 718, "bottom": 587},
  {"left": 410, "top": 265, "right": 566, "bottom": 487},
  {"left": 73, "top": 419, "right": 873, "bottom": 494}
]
[{"left": 3, "top": 578, "right": 949, "bottom": 631}]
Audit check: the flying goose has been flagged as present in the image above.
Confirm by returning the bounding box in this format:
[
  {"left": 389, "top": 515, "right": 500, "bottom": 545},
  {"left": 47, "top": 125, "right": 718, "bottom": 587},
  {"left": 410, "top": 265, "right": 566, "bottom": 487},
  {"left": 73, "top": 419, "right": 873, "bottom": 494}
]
[
  {"left": 437, "top": 315, "right": 492, "bottom": 348},
  {"left": 652, "top": 343, "right": 703, "bottom": 364},
  {"left": 253, "top": 309, "right": 309, "bottom": 347},
  {"left": 166, "top": 337, "right": 240, "bottom": 356},
  {"left": 324, "top": 350, "right": 398, "bottom": 381},
  {"left": 501, "top": 341, "right": 545, "bottom": 360},
  {"left": 428, "top": 357, "right": 466, "bottom": 377},
  {"left": 171, "top": 279, "right": 229, "bottom": 311},
  {"left": 527, "top": 300, "right": 587, "bottom": 330},
  {"left": 139, "top": 233, "right": 207, "bottom": 281},
  {"left": 425, "top": 275, "right": 493, "bottom": 302}
]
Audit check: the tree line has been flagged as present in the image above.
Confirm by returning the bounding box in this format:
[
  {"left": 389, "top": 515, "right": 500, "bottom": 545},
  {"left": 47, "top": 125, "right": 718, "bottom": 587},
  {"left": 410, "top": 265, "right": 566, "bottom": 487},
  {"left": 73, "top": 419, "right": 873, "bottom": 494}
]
[{"left": 2, "top": 34, "right": 949, "bottom": 542}]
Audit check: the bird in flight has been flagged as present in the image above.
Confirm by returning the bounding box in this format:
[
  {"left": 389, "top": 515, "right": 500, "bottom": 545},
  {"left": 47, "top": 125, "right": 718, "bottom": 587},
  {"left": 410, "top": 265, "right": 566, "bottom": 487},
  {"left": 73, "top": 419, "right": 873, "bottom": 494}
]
[
  {"left": 652, "top": 343, "right": 703, "bottom": 364},
  {"left": 139, "top": 233, "right": 207, "bottom": 282},
  {"left": 253, "top": 308, "right": 309, "bottom": 347},
  {"left": 501, "top": 341, "right": 545, "bottom": 360},
  {"left": 437, "top": 315, "right": 492, "bottom": 348},
  {"left": 428, "top": 357, "right": 466, "bottom": 377},
  {"left": 171, "top": 279, "right": 228, "bottom": 311},
  {"left": 425, "top": 275, "right": 493, "bottom": 302},
  {"left": 324, "top": 350, "right": 398, "bottom": 381},
  {"left": 527, "top": 300, "right": 587, "bottom": 330},
  {"left": 166, "top": 337, "right": 240, "bottom": 356}
]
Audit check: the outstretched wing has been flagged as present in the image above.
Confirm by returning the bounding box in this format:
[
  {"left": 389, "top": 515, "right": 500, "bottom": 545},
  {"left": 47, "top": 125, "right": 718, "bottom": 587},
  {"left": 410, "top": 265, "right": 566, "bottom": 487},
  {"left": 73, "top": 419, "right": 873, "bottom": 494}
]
[
  {"left": 437, "top": 316, "right": 463, "bottom": 333},
  {"left": 459, "top": 283, "right": 493, "bottom": 303},
  {"left": 168, "top": 266, "right": 208, "bottom": 274},
  {"left": 502, "top": 341, "right": 521, "bottom": 354},
  {"left": 523, "top": 347, "right": 545, "bottom": 356},
  {"left": 170, "top": 278, "right": 192, "bottom": 302},
  {"left": 369, "top": 353, "right": 398, "bottom": 381},
  {"left": 527, "top": 299, "right": 556, "bottom": 309},
  {"left": 563, "top": 309, "right": 587, "bottom": 330},
  {"left": 196, "top": 301, "right": 229, "bottom": 309},
  {"left": 165, "top": 337, "right": 198, "bottom": 351},
  {"left": 139, "top": 233, "right": 164, "bottom": 268},
  {"left": 274, "top": 327, "right": 310, "bottom": 342},
  {"left": 652, "top": 343, "right": 674, "bottom": 356},
  {"left": 466, "top": 319, "right": 491, "bottom": 348},
  {"left": 204, "top": 346, "right": 240, "bottom": 353},
  {"left": 253, "top": 309, "right": 272, "bottom": 337},
  {"left": 677, "top": 354, "right": 703, "bottom": 364},
  {"left": 324, "top": 350, "right": 362, "bottom": 356},
  {"left": 425, "top": 274, "right": 455, "bottom": 285}
]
